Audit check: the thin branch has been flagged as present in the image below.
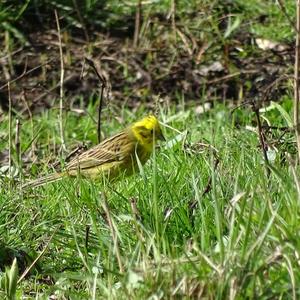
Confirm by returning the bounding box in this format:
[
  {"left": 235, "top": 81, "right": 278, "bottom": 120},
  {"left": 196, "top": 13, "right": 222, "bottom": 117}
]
[
  {"left": 294, "top": 0, "right": 300, "bottom": 162},
  {"left": 232, "top": 98, "right": 280, "bottom": 177},
  {"left": 55, "top": 9, "right": 66, "bottom": 151},
  {"left": 0, "top": 60, "right": 53, "bottom": 91},
  {"left": 84, "top": 57, "right": 107, "bottom": 143},
  {"left": 19, "top": 74, "right": 75, "bottom": 115},
  {"left": 206, "top": 70, "right": 259, "bottom": 85},
  {"left": 0, "top": 47, "right": 24, "bottom": 64}
]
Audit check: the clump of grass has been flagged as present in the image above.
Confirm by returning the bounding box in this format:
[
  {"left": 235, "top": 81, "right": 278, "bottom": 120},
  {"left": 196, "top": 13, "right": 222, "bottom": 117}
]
[{"left": 0, "top": 99, "right": 299, "bottom": 298}]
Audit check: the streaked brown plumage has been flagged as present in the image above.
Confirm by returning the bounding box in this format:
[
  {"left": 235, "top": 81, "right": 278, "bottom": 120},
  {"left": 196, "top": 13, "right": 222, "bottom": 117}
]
[{"left": 22, "top": 115, "right": 165, "bottom": 188}]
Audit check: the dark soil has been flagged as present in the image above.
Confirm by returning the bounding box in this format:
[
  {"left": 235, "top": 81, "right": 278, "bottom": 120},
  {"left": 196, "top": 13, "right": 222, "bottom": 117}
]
[{"left": 0, "top": 13, "right": 295, "bottom": 117}]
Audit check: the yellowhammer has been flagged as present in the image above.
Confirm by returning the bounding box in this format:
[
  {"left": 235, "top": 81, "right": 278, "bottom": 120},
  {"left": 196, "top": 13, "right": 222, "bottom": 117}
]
[{"left": 22, "top": 115, "right": 165, "bottom": 188}]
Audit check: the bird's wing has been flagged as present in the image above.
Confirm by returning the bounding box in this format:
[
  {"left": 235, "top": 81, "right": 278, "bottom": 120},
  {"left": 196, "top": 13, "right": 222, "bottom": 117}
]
[{"left": 66, "top": 131, "right": 134, "bottom": 171}]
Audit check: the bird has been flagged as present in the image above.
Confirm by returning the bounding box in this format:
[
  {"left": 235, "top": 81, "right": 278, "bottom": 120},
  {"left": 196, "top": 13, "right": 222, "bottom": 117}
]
[{"left": 22, "top": 115, "right": 165, "bottom": 188}]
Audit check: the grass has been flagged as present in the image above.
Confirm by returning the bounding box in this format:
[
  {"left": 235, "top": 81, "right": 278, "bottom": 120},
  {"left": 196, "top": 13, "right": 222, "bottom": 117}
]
[
  {"left": 0, "top": 99, "right": 299, "bottom": 299},
  {"left": 0, "top": 0, "right": 299, "bottom": 298}
]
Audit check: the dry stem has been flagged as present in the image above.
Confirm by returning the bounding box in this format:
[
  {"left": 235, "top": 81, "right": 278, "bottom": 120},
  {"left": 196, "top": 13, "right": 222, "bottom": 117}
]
[
  {"left": 0, "top": 60, "right": 53, "bottom": 91},
  {"left": 133, "top": 0, "right": 142, "bottom": 48},
  {"left": 84, "top": 57, "right": 107, "bottom": 143},
  {"left": 55, "top": 10, "right": 66, "bottom": 151}
]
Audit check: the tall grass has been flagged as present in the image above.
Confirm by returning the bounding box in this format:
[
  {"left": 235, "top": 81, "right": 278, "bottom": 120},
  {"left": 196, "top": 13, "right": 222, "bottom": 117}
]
[{"left": 0, "top": 101, "right": 299, "bottom": 298}]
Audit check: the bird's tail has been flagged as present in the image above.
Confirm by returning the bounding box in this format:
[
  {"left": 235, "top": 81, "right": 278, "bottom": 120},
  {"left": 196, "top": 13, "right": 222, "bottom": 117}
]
[{"left": 22, "top": 172, "right": 67, "bottom": 189}]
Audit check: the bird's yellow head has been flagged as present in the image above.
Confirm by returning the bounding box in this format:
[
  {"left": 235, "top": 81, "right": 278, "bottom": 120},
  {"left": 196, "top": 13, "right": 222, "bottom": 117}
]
[{"left": 131, "top": 115, "right": 165, "bottom": 152}]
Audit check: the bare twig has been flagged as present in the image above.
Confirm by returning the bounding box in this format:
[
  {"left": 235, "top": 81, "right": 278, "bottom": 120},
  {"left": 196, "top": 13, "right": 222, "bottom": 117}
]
[
  {"left": 55, "top": 10, "right": 66, "bottom": 151},
  {"left": 84, "top": 57, "right": 107, "bottom": 143},
  {"left": 133, "top": 0, "right": 142, "bottom": 48},
  {"left": 232, "top": 98, "right": 271, "bottom": 178},
  {"left": 0, "top": 60, "right": 53, "bottom": 91},
  {"left": 101, "top": 192, "right": 124, "bottom": 273},
  {"left": 20, "top": 74, "right": 75, "bottom": 115},
  {"left": 206, "top": 70, "right": 259, "bottom": 85},
  {"left": 294, "top": 0, "right": 300, "bottom": 162},
  {"left": 0, "top": 47, "right": 24, "bottom": 64}
]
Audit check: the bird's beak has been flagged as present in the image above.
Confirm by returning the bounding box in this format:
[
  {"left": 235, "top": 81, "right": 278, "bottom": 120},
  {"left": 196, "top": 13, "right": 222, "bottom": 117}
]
[{"left": 157, "top": 132, "right": 166, "bottom": 141}]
